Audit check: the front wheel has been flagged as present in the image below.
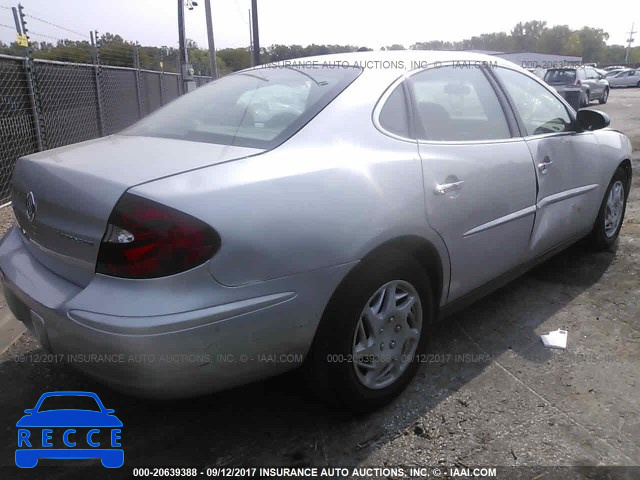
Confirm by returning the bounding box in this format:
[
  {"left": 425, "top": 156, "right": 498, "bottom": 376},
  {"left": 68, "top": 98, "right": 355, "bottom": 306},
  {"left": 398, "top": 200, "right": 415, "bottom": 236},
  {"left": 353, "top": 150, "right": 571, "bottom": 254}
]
[
  {"left": 588, "top": 167, "right": 629, "bottom": 250},
  {"left": 306, "top": 252, "right": 432, "bottom": 412},
  {"left": 599, "top": 88, "right": 609, "bottom": 104}
]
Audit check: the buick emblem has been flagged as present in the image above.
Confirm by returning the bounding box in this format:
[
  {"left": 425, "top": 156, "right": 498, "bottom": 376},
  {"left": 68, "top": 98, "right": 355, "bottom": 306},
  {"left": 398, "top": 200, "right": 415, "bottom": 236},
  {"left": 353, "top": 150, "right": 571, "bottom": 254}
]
[{"left": 25, "top": 191, "right": 37, "bottom": 222}]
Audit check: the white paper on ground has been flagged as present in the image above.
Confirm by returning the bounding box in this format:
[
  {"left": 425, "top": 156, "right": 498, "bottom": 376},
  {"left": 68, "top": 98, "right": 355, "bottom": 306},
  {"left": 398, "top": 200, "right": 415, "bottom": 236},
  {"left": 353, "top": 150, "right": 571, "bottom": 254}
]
[{"left": 540, "top": 329, "right": 568, "bottom": 349}]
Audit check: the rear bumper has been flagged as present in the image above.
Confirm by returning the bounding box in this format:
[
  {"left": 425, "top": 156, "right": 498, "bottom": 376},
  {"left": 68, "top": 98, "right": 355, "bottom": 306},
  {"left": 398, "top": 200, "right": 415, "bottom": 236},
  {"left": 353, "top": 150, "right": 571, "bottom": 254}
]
[
  {"left": 0, "top": 227, "right": 353, "bottom": 397},
  {"left": 552, "top": 85, "right": 582, "bottom": 110}
]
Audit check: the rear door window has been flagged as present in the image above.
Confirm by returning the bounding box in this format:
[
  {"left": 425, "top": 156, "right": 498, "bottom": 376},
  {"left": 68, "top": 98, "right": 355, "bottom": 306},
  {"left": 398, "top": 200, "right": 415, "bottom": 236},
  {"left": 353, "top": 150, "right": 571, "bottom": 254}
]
[
  {"left": 584, "top": 68, "right": 599, "bottom": 79},
  {"left": 408, "top": 66, "right": 510, "bottom": 141}
]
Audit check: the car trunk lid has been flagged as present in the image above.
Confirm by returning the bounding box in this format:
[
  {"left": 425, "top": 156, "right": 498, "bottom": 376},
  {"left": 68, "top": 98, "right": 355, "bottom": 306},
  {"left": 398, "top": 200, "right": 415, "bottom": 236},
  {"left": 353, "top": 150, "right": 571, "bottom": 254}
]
[{"left": 11, "top": 134, "right": 261, "bottom": 287}]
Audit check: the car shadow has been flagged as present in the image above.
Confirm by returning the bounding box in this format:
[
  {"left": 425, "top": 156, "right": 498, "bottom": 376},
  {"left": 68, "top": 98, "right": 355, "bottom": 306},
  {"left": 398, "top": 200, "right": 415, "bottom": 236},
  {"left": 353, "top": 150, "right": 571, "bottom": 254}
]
[{"left": 0, "top": 242, "right": 615, "bottom": 475}]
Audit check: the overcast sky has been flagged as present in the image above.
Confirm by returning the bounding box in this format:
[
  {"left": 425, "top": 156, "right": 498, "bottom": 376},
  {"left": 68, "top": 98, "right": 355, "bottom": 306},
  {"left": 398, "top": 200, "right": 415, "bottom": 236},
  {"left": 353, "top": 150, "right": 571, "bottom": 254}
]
[{"left": 0, "top": 0, "right": 636, "bottom": 50}]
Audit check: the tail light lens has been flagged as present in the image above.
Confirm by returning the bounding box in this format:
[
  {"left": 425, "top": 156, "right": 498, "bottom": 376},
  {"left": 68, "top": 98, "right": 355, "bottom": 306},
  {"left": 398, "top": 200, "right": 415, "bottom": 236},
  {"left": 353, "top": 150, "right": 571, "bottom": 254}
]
[
  {"left": 574, "top": 79, "right": 582, "bottom": 86},
  {"left": 96, "top": 193, "right": 221, "bottom": 279}
]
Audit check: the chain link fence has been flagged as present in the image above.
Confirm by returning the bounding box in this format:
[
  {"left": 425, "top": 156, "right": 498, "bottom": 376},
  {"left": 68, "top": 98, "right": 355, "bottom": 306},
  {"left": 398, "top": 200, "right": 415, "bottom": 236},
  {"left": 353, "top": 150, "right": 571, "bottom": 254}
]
[{"left": 0, "top": 53, "right": 212, "bottom": 205}]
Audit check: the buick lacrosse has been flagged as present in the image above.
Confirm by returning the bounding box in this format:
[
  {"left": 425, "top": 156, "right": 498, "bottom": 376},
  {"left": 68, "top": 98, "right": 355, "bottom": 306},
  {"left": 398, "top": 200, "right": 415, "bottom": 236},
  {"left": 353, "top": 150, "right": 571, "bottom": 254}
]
[{"left": 0, "top": 51, "right": 632, "bottom": 411}]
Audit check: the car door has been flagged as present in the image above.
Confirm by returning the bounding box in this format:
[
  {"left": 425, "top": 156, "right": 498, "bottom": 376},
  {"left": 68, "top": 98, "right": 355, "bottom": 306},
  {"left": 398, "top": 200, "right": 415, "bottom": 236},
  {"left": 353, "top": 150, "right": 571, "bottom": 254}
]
[
  {"left": 408, "top": 64, "right": 538, "bottom": 302},
  {"left": 614, "top": 71, "right": 630, "bottom": 87},
  {"left": 584, "top": 68, "right": 603, "bottom": 98},
  {"left": 627, "top": 70, "right": 640, "bottom": 87},
  {"left": 492, "top": 67, "right": 605, "bottom": 256}
]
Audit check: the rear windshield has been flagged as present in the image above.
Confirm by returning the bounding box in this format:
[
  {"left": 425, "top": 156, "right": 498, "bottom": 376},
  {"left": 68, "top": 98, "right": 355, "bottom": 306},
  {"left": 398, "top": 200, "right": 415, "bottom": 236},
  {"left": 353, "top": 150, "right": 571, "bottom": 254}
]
[
  {"left": 123, "top": 66, "right": 362, "bottom": 149},
  {"left": 38, "top": 395, "right": 101, "bottom": 412},
  {"left": 544, "top": 69, "right": 577, "bottom": 84}
]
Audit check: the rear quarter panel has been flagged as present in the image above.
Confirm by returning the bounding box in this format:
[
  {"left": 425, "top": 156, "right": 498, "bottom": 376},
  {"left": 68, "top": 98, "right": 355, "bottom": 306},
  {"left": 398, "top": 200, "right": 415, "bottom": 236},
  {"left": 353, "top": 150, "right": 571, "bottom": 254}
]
[{"left": 130, "top": 73, "right": 450, "bottom": 302}]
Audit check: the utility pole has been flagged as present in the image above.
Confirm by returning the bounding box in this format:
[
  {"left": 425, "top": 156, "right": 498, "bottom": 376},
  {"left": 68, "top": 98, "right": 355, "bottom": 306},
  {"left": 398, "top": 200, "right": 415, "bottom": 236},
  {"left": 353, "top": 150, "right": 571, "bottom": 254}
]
[
  {"left": 625, "top": 22, "right": 636, "bottom": 64},
  {"left": 251, "top": 0, "right": 260, "bottom": 66},
  {"left": 178, "top": 0, "right": 188, "bottom": 68},
  {"left": 177, "top": 0, "right": 196, "bottom": 93},
  {"left": 11, "top": 6, "right": 22, "bottom": 37},
  {"left": 248, "top": 9, "right": 254, "bottom": 66},
  {"left": 204, "top": 0, "right": 217, "bottom": 79}
]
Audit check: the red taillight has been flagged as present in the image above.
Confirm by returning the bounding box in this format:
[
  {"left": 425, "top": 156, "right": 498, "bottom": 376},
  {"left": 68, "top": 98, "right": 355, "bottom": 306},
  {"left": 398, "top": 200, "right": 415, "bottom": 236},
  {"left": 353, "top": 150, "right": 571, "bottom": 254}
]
[
  {"left": 96, "top": 193, "right": 221, "bottom": 279},
  {"left": 575, "top": 79, "right": 582, "bottom": 86}
]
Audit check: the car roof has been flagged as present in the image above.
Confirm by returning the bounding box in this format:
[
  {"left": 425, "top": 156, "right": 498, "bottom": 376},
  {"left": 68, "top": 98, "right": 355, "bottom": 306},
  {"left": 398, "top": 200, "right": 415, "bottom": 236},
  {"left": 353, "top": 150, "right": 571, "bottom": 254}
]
[
  {"left": 251, "top": 50, "right": 528, "bottom": 82},
  {"left": 39, "top": 390, "right": 99, "bottom": 398}
]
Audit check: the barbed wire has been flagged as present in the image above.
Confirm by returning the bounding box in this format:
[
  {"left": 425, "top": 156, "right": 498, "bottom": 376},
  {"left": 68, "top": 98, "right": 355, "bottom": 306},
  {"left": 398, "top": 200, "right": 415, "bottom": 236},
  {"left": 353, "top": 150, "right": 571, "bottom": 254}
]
[
  {"left": 0, "top": 22, "right": 14, "bottom": 30},
  {"left": 25, "top": 13, "right": 90, "bottom": 39},
  {"left": 28, "top": 30, "right": 66, "bottom": 41}
]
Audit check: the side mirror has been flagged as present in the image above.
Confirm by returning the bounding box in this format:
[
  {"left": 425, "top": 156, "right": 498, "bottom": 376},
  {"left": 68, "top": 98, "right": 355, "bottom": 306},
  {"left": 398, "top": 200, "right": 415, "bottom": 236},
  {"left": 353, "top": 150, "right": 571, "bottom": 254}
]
[
  {"left": 576, "top": 109, "right": 610, "bottom": 131},
  {"left": 24, "top": 409, "right": 33, "bottom": 414},
  {"left": 104, "top": 409, "right": 115, "bottom": 414}
]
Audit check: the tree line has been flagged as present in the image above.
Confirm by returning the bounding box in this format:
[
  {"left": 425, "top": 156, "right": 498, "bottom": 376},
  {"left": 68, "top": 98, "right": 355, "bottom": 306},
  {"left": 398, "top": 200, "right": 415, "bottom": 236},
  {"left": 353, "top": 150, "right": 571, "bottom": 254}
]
[{"left": 0, "top": 20, "right": 638, "bottom": 75}]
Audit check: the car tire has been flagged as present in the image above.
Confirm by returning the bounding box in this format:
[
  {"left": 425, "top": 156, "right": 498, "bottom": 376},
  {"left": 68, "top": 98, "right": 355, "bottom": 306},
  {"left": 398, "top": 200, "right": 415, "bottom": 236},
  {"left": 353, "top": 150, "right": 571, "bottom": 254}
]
[
  {"left": 599, "top": 88, "right": 609, "bottom": 104},
  {"left": 588, "top": 167, "right": 629, "bottom": 251},
  {"left": 305, "top": 251, "right": 433, "bottom": 412}
]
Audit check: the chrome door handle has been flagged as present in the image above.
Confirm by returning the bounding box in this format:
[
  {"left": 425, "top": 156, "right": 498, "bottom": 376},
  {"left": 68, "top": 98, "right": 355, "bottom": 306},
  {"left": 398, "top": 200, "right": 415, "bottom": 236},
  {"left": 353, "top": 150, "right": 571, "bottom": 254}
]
[
  {"left": 434, "top": 180, "right": 464, "bottom": 195},
  {"left": 537, "top": 157, "right": 553, "bottom": 174}
]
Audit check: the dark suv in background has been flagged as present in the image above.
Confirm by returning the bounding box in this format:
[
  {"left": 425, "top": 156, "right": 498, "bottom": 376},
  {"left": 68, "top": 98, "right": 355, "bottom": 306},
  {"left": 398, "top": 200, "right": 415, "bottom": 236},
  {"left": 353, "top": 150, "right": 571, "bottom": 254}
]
[{"left": 544, "top": 66, "right": 609, "bottom": 108}]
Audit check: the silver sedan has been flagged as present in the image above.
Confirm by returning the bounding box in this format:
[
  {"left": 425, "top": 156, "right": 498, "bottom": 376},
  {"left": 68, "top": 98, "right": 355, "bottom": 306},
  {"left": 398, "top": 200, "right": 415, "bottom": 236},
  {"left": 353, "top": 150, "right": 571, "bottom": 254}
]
[
  {"left": 0, "top": 52, "right": 632, "bottom": 411},
  {"left": 608, "top": 69, "right": 640, "bottom": 88}
]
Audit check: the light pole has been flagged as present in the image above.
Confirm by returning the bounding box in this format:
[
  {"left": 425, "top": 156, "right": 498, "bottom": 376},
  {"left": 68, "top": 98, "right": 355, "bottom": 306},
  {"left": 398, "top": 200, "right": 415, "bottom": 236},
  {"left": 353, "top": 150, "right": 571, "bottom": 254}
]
[
  {"left": 178, "top": 0, "right": 197, "bottom": 93},
  {"left": 251, "top": 0, "right": 260, "bottom": 66},
  {"left": 625, "top": 22, "right": 636, "bottom": 64},
  {"left": 204, "top": 0, "right": 218, "bottom": 79}
]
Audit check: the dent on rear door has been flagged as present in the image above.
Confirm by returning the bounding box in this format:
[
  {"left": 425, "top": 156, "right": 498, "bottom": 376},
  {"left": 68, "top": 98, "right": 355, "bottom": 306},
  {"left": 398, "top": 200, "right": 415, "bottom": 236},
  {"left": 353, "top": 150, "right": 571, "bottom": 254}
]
[{"left": 420, "top": 141, "right": 538, "bottom": 302}]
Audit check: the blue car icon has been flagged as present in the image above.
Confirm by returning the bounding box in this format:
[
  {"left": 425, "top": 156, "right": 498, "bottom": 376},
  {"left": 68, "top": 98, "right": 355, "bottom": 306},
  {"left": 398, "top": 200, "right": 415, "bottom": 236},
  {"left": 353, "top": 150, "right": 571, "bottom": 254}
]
[{"left": 16, "top": 391, "right": 123, "bottom": 468}]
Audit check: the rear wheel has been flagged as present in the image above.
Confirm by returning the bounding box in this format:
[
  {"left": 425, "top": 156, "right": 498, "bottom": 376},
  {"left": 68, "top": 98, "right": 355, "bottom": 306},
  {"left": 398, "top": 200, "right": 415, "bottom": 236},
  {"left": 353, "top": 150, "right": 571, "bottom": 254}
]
[
  {"left": 588, "top": 167, "right": 628, "bottom": 250},
  {"left": 599, "top": 88, "right": 609, "bottom": 104},
  {"left": 306, "top": 252, "right": 432, "bottom": 412}
]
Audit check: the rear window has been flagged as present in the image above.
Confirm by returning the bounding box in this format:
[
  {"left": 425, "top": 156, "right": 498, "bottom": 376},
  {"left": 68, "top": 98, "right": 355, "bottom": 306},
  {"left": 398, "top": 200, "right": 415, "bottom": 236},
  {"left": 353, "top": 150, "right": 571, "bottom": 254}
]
[
  {"left": 544, "top": 69, "right": 577, "bottom": 84},
  {"left": 124, "top": 66, "right": 362, "bottom": 149},
  {"left": 38, "top": 395, "right": 101, "bottom": 412}
]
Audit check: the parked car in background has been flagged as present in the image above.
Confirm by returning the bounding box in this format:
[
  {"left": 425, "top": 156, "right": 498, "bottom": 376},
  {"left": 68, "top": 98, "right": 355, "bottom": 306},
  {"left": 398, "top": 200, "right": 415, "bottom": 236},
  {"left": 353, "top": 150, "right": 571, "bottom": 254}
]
[
  {"left": 0, "top": 51, "right": 633, "bottom": 412},
  {"left": 608, "top": 69, "right": 640, "bottom": 88},
  {"left": 605, "top": 68, "right": 629, "bottom": 79},
  {"left": 544, "top": 67, "right": 609, "bottom": 107}
]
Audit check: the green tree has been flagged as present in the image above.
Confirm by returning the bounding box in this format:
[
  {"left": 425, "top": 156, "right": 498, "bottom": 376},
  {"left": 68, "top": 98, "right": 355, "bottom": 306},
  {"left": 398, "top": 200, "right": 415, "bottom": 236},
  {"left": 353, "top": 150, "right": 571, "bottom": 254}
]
[
  {"left": 410, "top": 40, "right": 457, "bottom": 50},
  {"left": 576, "top": 27, "right": 609, "bottom": 62},
  {"left": 511, "top": 20, "right": 547, "bottom": 51},
  {"left": 478, "top": 32, "right": 513, "bottom": 52},
  {"left": 217, "top": 47, "right": 252, "bottom": 71},
  {"left": 537, "top": 25, "right": 572, "bottom": 54}
]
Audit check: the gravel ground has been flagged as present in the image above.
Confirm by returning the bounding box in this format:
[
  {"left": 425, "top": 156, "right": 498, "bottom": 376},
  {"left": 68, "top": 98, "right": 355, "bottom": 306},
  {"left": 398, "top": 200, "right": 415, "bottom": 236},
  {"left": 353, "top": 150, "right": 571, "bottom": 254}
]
[
  {"left": 0, "top": 205, "right": 14, "bottom": 237},
  {"left": 0, "top": 88, "right": 639, "bottom": 480}
]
